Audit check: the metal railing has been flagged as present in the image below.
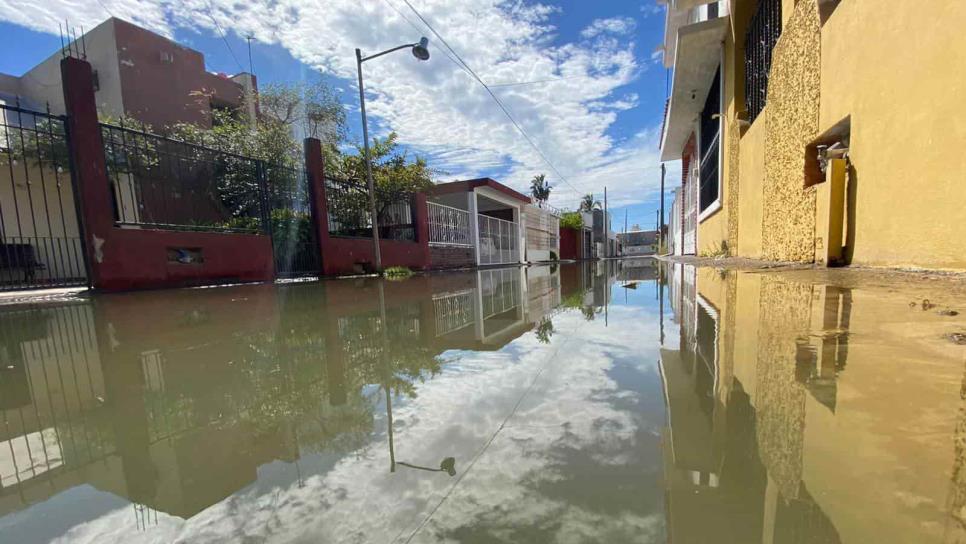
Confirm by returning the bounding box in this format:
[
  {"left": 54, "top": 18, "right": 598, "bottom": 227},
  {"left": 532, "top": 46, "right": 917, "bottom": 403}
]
[
  {"left": 325, "top": 177, "right": 415, "bottom": 241},
  {"left": 477, "top": 214, "right": 519, "bottom": 265},
  {"left": 433, "top": 289, "right": 475, "bottom": 336},
  {"left": 427, "top": 201, "right": 472, "bottom": 247},
  {"left": 100, "top": 122, "right": 268, "bottom": 233},
  {"left": 744, "top": 0, "right": 782, "bottom": 124},
  {"left": 0, "top": 102, "right": 88, "bottom": 290}
]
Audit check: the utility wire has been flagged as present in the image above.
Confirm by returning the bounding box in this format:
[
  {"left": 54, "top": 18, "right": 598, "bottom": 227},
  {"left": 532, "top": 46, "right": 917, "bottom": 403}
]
[
  {"left": 401, "top": 0, "right": 584, "bottom": 199},
  {"left": 204, "top": 1, "right": 245, "bottom": 73},
  {"left": 487, "top": 74, "right": 588, "bottom": 88}
]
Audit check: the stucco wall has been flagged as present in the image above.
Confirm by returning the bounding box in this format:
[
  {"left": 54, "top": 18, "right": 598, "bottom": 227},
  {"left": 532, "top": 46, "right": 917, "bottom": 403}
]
[
  {"left": 760, "top": 0, "right": 821, "bottom": 262},
  {"left": 817, "top": 0, "right": 966, "bottom": 269},
  {"left": 737, "top": 111, "right": 766, "bottom": 258}
]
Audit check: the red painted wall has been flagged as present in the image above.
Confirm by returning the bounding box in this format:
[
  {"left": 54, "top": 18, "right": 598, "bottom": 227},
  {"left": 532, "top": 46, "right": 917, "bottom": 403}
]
[
  {"left": 113, "top": 19, "right": 249, "bottom": 129},
  {"left": 321, "top": 237, "right": 428, "bottom": 276},
  {"left": 560, "top": 227, "right": 580, "bottom": 260},
  {"left": 96, "top": 229, "right": 274, "bottom": 290}
]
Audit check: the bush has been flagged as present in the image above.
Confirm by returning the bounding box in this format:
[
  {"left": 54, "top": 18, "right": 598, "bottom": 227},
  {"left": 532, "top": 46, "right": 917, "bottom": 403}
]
[
  {"left": 560, "top": 212, "right": 583, "bottom": 230},
  {"left": 383, "top": 266, "right": 414, "bottom": 280}
]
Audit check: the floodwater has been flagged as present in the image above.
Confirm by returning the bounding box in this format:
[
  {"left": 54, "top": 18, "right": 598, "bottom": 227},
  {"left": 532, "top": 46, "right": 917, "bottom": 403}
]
[{"left": 0, "top": 261, "right": 965, "bottom": 544}]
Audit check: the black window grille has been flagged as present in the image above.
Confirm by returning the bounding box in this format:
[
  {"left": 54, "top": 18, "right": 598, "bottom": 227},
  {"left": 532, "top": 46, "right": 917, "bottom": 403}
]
[
  {"left": 744, "top": 0, "right": 782, "bottom": 123},
  {"left": 699, "top": 68, "right": 721, "bottom": 213}
]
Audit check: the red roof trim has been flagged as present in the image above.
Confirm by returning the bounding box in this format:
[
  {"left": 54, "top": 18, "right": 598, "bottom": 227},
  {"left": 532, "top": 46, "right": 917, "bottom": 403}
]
[{"left": 430, "top": 178, "right": 532, "bottom": 204}]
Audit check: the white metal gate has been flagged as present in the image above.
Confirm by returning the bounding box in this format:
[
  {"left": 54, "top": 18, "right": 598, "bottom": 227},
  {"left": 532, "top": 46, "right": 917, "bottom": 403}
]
[{"left": 683, "top": 166, "right": 698, "bottom": 255}]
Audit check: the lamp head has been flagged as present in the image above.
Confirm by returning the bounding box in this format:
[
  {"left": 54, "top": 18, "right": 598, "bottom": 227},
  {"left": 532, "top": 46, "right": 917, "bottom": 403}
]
[{"left": 412, "top": 37, "right": 430, "bottom": 61}]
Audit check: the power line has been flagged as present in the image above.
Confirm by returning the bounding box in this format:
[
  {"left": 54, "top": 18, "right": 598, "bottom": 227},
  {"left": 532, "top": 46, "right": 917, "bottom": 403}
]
[
  {"left": 94, "top": 0, "right": 114, "bottom": 17},
  {"left": 381, "top": 0, "right": 478, "bottom": 81},
  {"left": 401, "top": 0, "right": 584, "bottom": 198},
  {"left": 204, "top": 1, "right": 245, "bottom": 73},
  {"left": 487, "top": 74, "right": 588, "bottom": 88}
]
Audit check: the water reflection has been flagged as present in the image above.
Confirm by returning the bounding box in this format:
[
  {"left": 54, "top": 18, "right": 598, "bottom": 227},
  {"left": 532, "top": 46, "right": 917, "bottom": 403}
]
[
  {"left": 4, "top": 258, "right": 963, "bottom": 543},
  {"left": 660, "top": 262, "right": 966, "bottom": 544},
  {"left": 1, "top": 262, "right": 651, "bottom": 542}
]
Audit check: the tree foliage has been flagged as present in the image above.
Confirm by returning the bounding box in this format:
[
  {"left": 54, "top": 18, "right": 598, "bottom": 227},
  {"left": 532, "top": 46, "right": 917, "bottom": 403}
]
[
  {"left": 327, "top": 132, "right": 437, "bottom": 222},
  {"left": 560, "top": 211, "right": 584, "bottom": 229},
  {"left": 579, "top": 193, "right": 601, "bottom": 212},
  {"left": 530, "top": 173, "right": 551, "bottom": 205}
]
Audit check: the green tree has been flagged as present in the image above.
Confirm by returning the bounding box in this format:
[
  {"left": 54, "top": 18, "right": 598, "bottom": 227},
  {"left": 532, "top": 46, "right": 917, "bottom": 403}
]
[
  {"left": 326, "top": 132, "right": 438, "bottom": 228},
  {"left": 530, "top": 173, "right": 551, "bottom": 205},
  {"left": 560, "top": 211, "right": 584, "bottom": 229}
]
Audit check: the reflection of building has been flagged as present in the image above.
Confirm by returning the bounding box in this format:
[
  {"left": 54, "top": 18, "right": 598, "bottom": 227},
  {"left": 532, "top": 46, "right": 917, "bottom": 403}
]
[
  {"left": 0, "top": 265, "right": 568, "bottom": 525},
  {"left": 660, "top": 262, "right": 966, "bottom": 543}
]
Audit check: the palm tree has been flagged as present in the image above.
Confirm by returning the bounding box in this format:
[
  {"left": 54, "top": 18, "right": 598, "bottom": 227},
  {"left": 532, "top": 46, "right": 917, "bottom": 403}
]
[
  {"left": 530, "top": 174, "right": 551, "bottom": 206},
  {"left": 579, "top": 193, "right": 601, "bottom": 212}
]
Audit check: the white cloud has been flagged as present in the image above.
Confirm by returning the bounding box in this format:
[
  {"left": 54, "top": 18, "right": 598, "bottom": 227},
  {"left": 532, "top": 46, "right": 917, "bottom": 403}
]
[
  {"left": 0, "top": 0, "right": 670, "bottom": 211},
  {"left": 580, "top": 16, "right": 638, "bottom": 39},
  {"left": 640, "top": 2, "right": 665, "bottom": 17}
]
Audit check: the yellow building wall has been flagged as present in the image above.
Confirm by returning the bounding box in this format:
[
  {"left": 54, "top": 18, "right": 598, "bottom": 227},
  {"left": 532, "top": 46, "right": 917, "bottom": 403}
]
[
  {"left": 817, "top": 0, "right": 966, "bottom": 270},
  {"left": 736, "top": 112, "right": 766, "bottom": 258},
  {"left": 720, "top": 0, "right": 966, "bottom": 270}
]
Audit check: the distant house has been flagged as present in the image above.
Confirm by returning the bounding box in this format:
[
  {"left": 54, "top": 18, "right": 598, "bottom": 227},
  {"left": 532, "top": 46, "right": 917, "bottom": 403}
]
[
  {"left": 427, "top": 178, "right": 531, "bottom": 268},
  {"left": 618, "top": 230, "right": 659, "bottom": 256},
  {"left": 0, "top": 17, "right": 256, "bottom": 128}
]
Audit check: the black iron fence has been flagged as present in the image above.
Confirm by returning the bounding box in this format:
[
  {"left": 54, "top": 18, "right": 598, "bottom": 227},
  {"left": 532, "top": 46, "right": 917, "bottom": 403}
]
[
  {"left": 744, "top": 0, "right": 783, "bottom": 123},
  {"left": 264, "top": 164, "right": 319, "bottom": 277},
  {"left": 325, "top": 177, "right": 415, "bottom": 241},
  {"left": 0, "top": 102, "right": 88, "bottom": 291},
  {"left": 100, "top": 122, "right": 267, "bottom": 234}
]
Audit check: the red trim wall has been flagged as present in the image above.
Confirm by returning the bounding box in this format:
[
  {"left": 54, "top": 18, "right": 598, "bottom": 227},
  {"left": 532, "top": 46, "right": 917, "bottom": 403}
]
[
  {"left": 430, "top": 178, "right": 532, "bottom": 204},
  {"left": 62, "top": 57, "right": 275, "bottom": 291}
]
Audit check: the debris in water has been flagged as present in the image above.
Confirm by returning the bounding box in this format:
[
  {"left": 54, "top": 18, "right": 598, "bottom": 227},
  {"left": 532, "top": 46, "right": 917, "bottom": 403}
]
[
  {"left": 938, "top": 309, "right": 960, "bottom": 316},
  {"left": 947, "top": 332, "right": 966, "bottom": 345}
]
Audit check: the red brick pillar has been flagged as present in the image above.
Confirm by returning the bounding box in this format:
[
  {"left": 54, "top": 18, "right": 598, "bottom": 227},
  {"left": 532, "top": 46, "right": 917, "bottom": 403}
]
[
  {"left": 61, "top": 57, "right": 114, "bottom": 288},
  {"left": 304, "top": 138, "right": 332, "bottom": 275},
  {"left": 412, "top": 192, "right": 430, "bottom": 270}
]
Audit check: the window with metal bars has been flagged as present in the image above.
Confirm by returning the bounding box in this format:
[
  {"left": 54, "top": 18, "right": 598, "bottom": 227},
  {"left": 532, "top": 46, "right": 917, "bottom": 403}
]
[
  {"left": 744, "top": 0, "right": 782, "bottom": 123},
  {"left": 699, "top": 67, "right": 721, "bottom": 213}
]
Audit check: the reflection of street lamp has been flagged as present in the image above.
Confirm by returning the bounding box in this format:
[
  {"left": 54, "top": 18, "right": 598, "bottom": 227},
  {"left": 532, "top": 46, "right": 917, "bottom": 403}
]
[
  {"left": 355, "top": 38, "right": 431, "bottom": 272},
  {"left": 377, "top": 281, "right": 456, "bottom": 477}
]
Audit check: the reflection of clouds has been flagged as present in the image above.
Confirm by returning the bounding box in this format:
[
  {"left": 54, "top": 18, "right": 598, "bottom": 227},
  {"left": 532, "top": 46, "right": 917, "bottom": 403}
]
[{"left": 54, "top": 304, "right": 663, "bottom": 543}]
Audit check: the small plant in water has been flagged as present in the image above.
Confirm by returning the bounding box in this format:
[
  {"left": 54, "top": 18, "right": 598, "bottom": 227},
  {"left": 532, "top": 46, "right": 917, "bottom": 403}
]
[{"left": 383, "top": 266, "right": 414, "bottom": 280}]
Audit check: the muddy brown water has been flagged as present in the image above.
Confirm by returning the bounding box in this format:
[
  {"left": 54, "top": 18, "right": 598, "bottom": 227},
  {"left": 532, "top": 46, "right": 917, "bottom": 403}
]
[{"left": 0, "top": 260, "right": 964, "bottom": 543}]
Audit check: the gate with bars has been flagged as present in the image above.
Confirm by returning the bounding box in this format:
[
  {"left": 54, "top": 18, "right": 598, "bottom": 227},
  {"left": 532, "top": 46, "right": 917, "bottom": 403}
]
[
  {"left": 0, "top": 103, "right": 88, "bottom": 291},
  {"left": 263, "top": 163, "right": 320, "bottom": 278}
]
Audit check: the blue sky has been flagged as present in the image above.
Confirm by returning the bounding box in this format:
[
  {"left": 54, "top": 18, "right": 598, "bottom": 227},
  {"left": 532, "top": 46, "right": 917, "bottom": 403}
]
[{"left": 0, "top": 0, "right": 678, "bottom": 232}]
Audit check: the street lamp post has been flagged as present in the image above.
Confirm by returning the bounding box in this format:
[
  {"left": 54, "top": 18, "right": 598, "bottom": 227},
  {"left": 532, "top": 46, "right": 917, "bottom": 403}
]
[{"left": 355, "top": 38, "right": 430, "bottom": 272}]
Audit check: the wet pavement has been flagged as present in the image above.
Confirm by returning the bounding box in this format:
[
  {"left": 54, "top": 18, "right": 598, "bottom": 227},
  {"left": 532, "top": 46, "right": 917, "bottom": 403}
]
[{"left": 0, "top": 259, "right": 964, "bottom": 543}]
